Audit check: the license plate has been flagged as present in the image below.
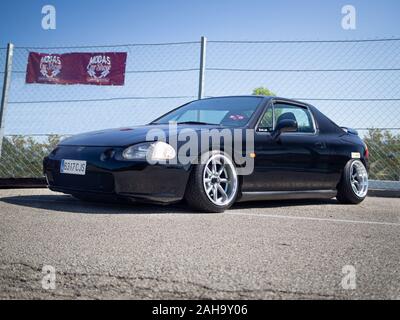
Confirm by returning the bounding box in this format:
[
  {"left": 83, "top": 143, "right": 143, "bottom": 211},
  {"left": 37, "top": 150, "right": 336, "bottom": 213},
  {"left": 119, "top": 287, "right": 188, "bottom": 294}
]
[{"left": 60, "top": 159, "right": 87, "bottom": 175}]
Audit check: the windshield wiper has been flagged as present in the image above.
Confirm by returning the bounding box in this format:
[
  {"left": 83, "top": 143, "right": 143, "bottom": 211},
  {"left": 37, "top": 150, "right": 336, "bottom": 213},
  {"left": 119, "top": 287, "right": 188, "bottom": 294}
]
[{"left": 177, "top": 121, "right": 218, "bottom": 125}]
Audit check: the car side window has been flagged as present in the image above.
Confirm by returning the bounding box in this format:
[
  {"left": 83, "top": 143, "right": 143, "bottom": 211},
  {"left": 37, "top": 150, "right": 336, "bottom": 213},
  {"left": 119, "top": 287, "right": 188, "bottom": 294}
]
[
  {"left": 273, "top": 103, "right": 315, "bottom": 133},
  {"left": 258, "top": 107, "right": 274, "bottom": 132}
]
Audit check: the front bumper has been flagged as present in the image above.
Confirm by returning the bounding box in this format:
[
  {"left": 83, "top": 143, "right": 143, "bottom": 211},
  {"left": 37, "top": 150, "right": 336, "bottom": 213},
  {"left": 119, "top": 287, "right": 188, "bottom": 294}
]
[{"left": 43, "top": 146, "right": 191, "bottom": 204}]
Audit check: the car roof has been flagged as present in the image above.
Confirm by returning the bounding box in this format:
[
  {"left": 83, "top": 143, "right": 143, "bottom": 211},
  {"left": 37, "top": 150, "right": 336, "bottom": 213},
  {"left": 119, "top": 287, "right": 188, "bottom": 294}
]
[{"left": 200, "top": 95, "right": 310, "bottom": 107}]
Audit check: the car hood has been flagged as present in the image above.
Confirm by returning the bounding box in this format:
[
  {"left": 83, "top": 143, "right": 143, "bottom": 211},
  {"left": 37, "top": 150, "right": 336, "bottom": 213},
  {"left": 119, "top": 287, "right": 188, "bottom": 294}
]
[{"left": 59, "top": 124, "right": 222, "bottom": 147}]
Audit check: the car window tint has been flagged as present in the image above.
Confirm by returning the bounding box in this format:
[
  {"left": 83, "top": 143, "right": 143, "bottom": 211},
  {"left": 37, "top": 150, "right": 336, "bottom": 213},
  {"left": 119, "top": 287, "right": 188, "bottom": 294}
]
[
  {"left": 274, "top": 103, "right": 314, "bottom": 133},
  {"left": 153, "top": 97, "right": 263, "bottom": 127},
  {"left": 173, "top": 110, "right": 197, "bottom": 122},
  {"left": 258, "top": 107, "right": 273, "bottom": 131},
  {"left": 173, "top": 110, "right": 232, "bottom": 124},
  {"left": 199, "top": 110, "right": 228, "bottom": 124}
]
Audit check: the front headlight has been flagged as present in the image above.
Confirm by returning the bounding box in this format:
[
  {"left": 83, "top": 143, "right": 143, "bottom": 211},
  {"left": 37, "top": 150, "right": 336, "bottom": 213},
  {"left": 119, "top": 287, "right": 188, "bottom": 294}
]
[
  {"left": 122, "top": 142, "right": 151, "bottom": 160},
  {"left": 122, "top": 141, "right": 176, "bottom": 161}
]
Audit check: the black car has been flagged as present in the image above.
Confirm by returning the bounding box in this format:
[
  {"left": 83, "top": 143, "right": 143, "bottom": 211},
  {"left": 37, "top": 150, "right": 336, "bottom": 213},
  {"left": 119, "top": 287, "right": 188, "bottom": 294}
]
[{"left": 43, "top": 96, "right": 369, "bottom": 212}]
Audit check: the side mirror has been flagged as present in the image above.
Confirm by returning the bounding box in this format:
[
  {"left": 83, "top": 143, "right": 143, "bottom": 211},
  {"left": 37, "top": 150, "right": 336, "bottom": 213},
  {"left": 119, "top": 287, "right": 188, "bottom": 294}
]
[{"left": 272, "top": 119, "right": 298, "bottom": 139}]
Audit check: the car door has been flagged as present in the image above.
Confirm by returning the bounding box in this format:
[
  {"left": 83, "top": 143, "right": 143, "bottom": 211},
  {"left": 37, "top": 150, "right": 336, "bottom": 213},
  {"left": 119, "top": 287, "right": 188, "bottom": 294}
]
[{"left": 243, "top": 101, "right": 333, "bottom": 192}]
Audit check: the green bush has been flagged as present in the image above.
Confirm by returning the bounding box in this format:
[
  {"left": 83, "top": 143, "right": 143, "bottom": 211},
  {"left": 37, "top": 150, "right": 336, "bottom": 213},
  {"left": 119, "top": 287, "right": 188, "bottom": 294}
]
[
  {"left": 0, "top": 135, "right": 60, "bottom": 178},
  {"left": 364, "top": 129, "right": 400, "bottom": 181}
]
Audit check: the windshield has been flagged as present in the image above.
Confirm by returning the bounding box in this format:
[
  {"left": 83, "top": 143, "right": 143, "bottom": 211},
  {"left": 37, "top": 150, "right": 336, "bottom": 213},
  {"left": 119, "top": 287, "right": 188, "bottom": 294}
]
[{"left": 152, "top": 97, "right": 263, "bottom": 127}]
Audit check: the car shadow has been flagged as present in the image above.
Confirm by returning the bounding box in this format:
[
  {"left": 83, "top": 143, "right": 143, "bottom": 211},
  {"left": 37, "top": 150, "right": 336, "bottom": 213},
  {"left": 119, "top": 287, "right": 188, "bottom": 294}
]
[
  {"left": 0, "top": 194, "right": 194, "bottom": 215},
  {"left": 0, "top": 193, "right": 338, "bottom": 215},
  {"left": 232, "top": 198, "right": 338, "bottom": 210}
]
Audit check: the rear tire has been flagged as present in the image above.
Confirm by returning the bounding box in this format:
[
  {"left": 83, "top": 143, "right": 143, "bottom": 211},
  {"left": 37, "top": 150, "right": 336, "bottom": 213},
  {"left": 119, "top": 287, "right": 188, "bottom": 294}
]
[
  {"left": 185, "top": 151, "right": 239, "bottom": 213},
  {"left": 336, "top": 159, "right": 368, "bottom": 204}
]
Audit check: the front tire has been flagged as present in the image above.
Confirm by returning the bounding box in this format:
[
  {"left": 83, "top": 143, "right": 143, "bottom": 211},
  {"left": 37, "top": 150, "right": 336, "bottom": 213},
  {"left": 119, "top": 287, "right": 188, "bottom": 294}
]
[
  {"left": 185, "top": 151, "right": 239, "bottom": 213},
  {"left": 337, "top": 159, "right": 368, "bottom": 204}
]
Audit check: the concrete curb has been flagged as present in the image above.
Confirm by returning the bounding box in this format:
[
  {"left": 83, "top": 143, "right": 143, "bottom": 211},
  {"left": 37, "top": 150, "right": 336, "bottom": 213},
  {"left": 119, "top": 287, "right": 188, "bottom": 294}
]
[
  {"left": 368, "top": 180, "right": 400, "bottom": 198},
  {"left": 0, "top": 178, "right": 46, "bottom": 189},
  {"left": 368, "top": 189, "right": 400, "bottom": 198}
]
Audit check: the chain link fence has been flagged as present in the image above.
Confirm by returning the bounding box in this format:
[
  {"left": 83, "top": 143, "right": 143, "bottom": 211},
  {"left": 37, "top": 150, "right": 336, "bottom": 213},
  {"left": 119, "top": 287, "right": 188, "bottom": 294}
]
[{"left": 0, "top": 37, "right": 399, "bottom": 182}]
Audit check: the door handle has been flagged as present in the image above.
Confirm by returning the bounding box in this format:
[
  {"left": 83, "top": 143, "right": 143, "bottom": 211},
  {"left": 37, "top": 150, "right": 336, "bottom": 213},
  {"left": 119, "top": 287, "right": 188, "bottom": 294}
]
[{"left": 314, "top": 141, "right": 327, "bottom": 149}]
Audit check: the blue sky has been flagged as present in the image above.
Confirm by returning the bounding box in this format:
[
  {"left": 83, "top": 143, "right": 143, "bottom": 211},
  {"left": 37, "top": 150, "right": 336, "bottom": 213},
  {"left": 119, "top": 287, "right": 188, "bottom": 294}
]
[
  {"left": 0, "top": 0, "right": 399, "bottom": 135},
  {"left": 1, "top": 0, "right": 400, "bottom": 46}
]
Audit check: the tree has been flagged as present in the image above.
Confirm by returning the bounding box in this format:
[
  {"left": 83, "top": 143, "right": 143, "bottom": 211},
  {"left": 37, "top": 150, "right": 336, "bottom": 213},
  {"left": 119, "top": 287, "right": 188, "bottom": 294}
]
[
  {"left": 0, "top": 135, "right": 60, "bottom": 178},
  {"left": 363, "top": 129, "right": 400, "bottom": 181},
  {"left": 252, "top": 87, "right": 276, "bottom": 96}
]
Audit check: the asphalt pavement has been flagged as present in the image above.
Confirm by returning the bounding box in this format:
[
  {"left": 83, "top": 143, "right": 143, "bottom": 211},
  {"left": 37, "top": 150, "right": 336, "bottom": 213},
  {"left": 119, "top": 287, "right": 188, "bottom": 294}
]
[{"left": 0, "top": 188, "right": 399, "bottom": 299}]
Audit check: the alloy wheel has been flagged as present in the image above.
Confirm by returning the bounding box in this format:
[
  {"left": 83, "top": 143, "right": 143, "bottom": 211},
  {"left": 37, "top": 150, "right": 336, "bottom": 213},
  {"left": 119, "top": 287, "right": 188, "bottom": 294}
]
[
  {"left": 349, "top": 160, "right": 368, "bottom": 198},
  {"left": 202, "top": 154, "right": 238, "bottom": 206}
]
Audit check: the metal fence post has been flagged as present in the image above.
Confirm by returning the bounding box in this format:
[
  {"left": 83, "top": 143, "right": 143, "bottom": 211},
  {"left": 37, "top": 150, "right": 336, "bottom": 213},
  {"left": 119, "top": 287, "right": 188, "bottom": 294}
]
[
  {"left": 198, "top": 36, "right": 207, "bottom": 100},
  {"left": 0, "top": 43, "right": 14, "bottom": 157}
]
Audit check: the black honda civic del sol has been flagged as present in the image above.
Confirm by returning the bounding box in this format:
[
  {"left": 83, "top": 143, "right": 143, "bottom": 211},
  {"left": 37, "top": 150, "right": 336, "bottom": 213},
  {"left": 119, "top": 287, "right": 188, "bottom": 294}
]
[{"left": 43, "top": 96, "right": 369, "bottom": 212}]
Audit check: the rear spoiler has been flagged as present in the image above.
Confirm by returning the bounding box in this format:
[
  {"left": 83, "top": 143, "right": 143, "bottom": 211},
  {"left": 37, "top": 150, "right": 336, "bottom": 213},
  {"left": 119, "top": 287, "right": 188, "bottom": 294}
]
[{"left": 341, "top": 127, "right": 359, "bottom": 135}]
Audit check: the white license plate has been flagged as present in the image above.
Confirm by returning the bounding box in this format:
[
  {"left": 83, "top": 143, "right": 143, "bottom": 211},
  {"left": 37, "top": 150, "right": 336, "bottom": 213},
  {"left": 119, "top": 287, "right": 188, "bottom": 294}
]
[{"left": 60, "top": 159, "right": 87, "bottom": 175}]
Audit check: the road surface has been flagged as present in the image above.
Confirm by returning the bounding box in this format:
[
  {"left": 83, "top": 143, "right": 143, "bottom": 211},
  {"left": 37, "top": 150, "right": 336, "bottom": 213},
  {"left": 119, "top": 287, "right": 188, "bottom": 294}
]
[{"left": 0, "top": 189, "right": 399, "bottom": 299}]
